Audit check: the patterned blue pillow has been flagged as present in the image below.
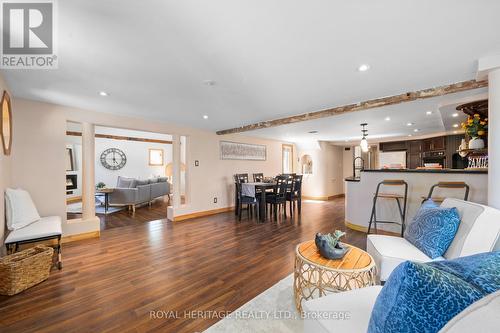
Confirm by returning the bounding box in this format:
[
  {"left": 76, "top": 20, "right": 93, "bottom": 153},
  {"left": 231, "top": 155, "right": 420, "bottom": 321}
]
[
  {"left": 404, "top": 205, "right": 460, "bottom": 259},
  {"left": 368, "top": 261, "right": 484, "bottom": 333},
  {"left": 428, "top": 251, "right": 500, "bottom": 294}
]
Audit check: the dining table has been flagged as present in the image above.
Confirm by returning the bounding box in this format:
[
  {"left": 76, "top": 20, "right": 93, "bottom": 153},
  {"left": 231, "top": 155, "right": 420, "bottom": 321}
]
[{"left": 239, "top": 182, "right": 276, "bottom": 221}]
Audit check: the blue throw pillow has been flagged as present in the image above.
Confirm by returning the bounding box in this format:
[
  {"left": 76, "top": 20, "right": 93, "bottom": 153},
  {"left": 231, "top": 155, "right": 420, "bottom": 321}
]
[
  {"left": 368, "top": 261, "right": 484, "bottom": 333},
  {"left": 428, "top": 251, "right": 500, "bottom": 294},
  {"left": 404, "top": 204, "right": 460, "bottom": 259}
]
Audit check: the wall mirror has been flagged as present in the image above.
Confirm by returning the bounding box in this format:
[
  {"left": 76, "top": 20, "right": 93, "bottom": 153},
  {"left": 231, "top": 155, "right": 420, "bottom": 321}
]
[{"left": 1, "top": 90, "right": 12, "bottom": 155}]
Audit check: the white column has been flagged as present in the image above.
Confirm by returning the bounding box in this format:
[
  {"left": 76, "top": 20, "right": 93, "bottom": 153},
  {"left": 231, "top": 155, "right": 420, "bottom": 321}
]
[
  {"left": 171, "top": 134, "right": 181, "bottom": 208},
  {"left": 81, "top": 122, "right": 96, "bottom": 219},
  {"left": 488, "top": 68, "right": 500, "bottom": 208}
]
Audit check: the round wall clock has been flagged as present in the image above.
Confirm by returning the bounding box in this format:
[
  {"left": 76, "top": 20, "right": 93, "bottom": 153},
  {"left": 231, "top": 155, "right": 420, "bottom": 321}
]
[{"left": 100, "top": 148, "right": 127, "bottom": 170}]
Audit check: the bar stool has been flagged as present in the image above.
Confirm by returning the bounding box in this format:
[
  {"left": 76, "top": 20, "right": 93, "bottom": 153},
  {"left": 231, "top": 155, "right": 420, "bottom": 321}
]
[
  {"left": 421, "top": 182, "right": 470, "bottom": 204},
  {"left": 368, "top": 179, "right": 408, "bottom": 237}
]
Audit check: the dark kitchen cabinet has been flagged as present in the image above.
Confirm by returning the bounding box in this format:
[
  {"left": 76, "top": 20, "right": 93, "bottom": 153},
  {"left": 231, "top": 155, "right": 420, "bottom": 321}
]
[
  {"left": 423, "top": 136, "right": 446, "bottom": 152},
  {"left": 408, "top": 153, "right": 422, "bottom": 169},
  {"left": 409, "top": 140, "right": 422, "bottom": 153},
  {"left": 432, "top": 136, "right": 446, "bottom": 150},
  {"left": 379, "top": 141, "right": 407, "bottom": 152}
]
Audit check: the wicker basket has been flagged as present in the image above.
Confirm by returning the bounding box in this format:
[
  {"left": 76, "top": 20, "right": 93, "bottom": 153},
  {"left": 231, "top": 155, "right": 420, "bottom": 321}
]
[{"left": 0, "top": 245, "right": 54, "bottom": 296}]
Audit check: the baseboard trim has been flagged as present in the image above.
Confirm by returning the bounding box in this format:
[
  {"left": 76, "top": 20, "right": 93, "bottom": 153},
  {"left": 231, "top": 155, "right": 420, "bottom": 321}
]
[
  {"left": 174, "top": 207, "right": 235, "bottom": 222},
  {"left": 302, "top": 193, "right": 345, "bottom": 201},
  {"left": 62, "top": 231, "right": 100, "bottom": 244},
  {"left": 344, "top": 220, "right": 400, "bottom": 236}
]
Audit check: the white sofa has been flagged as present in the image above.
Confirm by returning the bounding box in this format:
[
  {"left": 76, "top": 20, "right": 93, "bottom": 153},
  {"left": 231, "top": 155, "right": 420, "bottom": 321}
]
[
  {"left": 367, "top": 198, "right": 500, "bottom": 282},
  {"left": 303, "top": 287, "right": 500, "bottom": 333},
  {"left": 303, "top": 198, "right": 500, "bottom": 333}
]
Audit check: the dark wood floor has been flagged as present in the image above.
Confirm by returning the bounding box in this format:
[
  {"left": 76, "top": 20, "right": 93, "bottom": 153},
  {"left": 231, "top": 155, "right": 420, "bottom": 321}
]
[
  {"left": 68, "top": 198, "right": 177, "bottom": 230},
  {"left": 0, "top": 197, "right": 369, "bottom": 333}
]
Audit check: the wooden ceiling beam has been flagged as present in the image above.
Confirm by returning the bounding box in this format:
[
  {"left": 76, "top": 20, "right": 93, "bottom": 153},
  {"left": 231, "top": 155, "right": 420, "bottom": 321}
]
[
  {"left": 216, "top": 79, "right": 488, "bottom": 135},
  {"left": 66, "top": 131, "right": 172, "bottom": 144}
]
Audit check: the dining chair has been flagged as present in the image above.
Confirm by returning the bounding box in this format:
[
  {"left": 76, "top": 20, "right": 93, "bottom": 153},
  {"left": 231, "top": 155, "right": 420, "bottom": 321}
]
[
  {"left": 236, "top": 173, "right": 249, "bottom": 183},
  {"left": 287, "top": 174, "right": 303, "bottom": 216},
  {"left": 253, "top": 173, "right": 264, "bottom": 182},
  {"left": 235, "top": 181, "right": 259, "bottom": 221},
  {"left": 266, "top": 176, "right": 288, "bottom": 221}
]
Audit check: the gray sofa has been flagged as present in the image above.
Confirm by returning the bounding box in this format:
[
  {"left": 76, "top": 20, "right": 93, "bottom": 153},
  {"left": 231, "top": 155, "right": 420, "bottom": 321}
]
[{"left": 109, "top": 176, "right": 171, "bottom": 212}]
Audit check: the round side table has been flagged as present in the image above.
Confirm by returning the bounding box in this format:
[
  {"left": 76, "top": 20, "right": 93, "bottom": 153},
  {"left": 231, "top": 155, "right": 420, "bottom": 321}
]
[{"left": 294, "top": 240, "right": 376, "bottom": 312}]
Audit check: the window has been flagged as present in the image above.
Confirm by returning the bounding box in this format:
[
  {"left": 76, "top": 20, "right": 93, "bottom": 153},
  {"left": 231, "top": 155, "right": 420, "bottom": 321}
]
[{"left": 282, "top": 144, "right": 293, "bottom": 173}]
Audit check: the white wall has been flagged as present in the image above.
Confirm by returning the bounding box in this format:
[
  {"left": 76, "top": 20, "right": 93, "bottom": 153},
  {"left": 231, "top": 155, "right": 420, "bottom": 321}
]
[
  {"left": 297, "top": 142, "right": 344, "bottom": 198},
  {"left": 0, "top": 75, "right": 11, "bottom": 251},
  {"left": 9, "top": 98, "right": 290, "bottom": 234},
  {"left": 94, "top": 138, "right": 172, "bottom": 187}
]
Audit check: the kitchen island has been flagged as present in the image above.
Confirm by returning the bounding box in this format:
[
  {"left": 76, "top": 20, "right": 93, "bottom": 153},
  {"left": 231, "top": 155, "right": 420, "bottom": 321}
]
[{"left": 344, "top": 169, "right": 487, "bottom": 234}]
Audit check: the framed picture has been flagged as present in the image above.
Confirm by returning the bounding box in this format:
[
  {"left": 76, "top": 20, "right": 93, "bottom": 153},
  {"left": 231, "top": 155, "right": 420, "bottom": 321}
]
[
  {"left": 220, "top": 141, "right": 266, "bottom": 161},
  {"left": 149, "top": 148, "right": 164, "bottom": 166},
  {"left": 66, "top": 147, "right": 74, "bottom": 171}
]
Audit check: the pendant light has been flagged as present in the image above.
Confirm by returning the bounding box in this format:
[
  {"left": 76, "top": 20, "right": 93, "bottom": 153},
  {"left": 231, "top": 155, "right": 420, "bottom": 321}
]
[{"left": 360, "top": 123, "right": 369, "bottom": 152}]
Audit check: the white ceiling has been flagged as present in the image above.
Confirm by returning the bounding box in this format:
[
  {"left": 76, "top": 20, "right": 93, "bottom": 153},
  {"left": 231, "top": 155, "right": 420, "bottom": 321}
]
[
  {"left": 245, "top": 88, "right": 487, "bottom": 144},
  {"left": 2, "top": 1, "right": 500, "bottom": 133}
]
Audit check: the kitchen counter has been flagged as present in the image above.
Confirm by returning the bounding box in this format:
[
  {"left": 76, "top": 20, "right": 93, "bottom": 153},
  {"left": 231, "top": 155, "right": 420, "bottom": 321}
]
[{"left": 344, "top": 169, "right": 487, "bottom": 234}]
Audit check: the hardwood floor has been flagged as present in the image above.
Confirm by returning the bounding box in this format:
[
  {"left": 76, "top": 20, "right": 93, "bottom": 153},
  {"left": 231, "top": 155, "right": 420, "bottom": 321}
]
[{"left": 0, "top": 197, "right": 369, "bottom": 333}]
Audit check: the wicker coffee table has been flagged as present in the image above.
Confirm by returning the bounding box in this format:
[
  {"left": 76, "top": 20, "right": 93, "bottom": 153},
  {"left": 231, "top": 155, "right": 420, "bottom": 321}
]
[{"left": 294, "top": 240, "right": 376, "bottom": 312}]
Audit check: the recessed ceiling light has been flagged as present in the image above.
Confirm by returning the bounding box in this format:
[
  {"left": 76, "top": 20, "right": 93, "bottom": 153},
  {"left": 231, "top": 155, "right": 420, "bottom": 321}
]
[
  {"left": 453, "top": 124, "right": 459, "bottom": 128},
  {"left": 452, "top": 113, "right": 459, "bottom": 117},
  {"left": 308, "top": 130, "right": 319, "bottom": 134},
  {"left": 385, "top": 117, "right": 391, "bottom": 121},
  {"left": 204, "top": 80, "right": 216, "bottom": 86},
  {"left": 406, "top": 122, "right": 414, "bottom": 126},
  {"left": 99, "top": 91, "right": 108, "bottom": 96},
  {"left": 426, "top": 111, "right": 433, "bottom": 115},
  {"left": 414, "top": 128, "right": 420, "bottom": 132},
  {"left": 358, "top": 64, "right": 370, "bottom": 72},
  {"left": 203, "top": 115, "right": 208, "bottom": 119}
]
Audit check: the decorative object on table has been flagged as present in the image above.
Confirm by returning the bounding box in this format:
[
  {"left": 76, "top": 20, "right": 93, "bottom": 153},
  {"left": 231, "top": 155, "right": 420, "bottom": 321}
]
[
  {"left": 458, "top": 138, "right": 468, "bottom": 157},
  {"left": 360, "top": 123, "right": 369, "bottom": 152},
  {"left": 0, "top": 245, "right": 54, "bottom": 296},
  {"left": 315, "top": 230, "right": 349, "bottom": 259},
  {"left": 461, "top": 113, "right": 487, "bottom": 149},
  {"left": 96, "top": 182, "right": 106, "bottom": 190},
  {"left": 294, "top": 240, "right": 376, "bottom": 312},
  {"left": 1, "top": 90, "right": 12, "bottom": 155},
  {"left": 148, "top": 148, "right": 164, "bottom": 166},
  {"left": 467, "top": 154, "right": 489, "bottom": 169},
  {"left": 100, "top": 148, "right": 127, "bottom": 170},
  {"left": 220, "top": 141, "right": 266, "bottom": 161}
]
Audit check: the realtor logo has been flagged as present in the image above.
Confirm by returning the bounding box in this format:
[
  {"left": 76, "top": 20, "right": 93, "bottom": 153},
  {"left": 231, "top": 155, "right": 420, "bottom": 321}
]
[{"left": 1, "top": 0, "right": 57, "bottom": 69}]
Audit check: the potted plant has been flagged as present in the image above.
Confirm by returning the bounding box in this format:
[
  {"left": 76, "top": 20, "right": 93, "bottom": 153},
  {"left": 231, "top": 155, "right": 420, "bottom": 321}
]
[
  {"left": 315, "top": 230, "right": 349, "bottom": 259},
  {"left": 95, "top": 182, "right": 106, "bottom": 191},
  {"left": 461, "top": 114, "right": 488, "bottom": 149}
]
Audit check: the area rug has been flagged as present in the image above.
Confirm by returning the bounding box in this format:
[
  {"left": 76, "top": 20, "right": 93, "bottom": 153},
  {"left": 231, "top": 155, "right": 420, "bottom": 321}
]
[
  {"left": 204, "top": 274, "right": 302, "bottom": 333},
  {"left": 66, "top": 201, "right": 125, "bottom": 215}
]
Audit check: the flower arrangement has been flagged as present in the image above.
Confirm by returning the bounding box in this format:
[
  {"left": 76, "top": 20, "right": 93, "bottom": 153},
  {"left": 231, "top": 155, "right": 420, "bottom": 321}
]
[
  {"left": 461, "top": 114, "right": 488, "bottom": 138},
  {"left": 96, "top": 182, "right": 106, "bottom": 190}
]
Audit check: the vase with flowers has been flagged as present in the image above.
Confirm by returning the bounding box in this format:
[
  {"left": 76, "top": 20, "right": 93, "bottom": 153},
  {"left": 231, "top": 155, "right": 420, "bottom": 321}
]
[{"left": 461, "top": 114, "right": 488, "bottom": 149}]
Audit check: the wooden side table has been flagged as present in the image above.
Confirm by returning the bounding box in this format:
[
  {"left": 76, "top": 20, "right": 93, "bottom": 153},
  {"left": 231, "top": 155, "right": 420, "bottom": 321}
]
[{"left": 294, "top": 240, "right": 376, "bottom": 312}]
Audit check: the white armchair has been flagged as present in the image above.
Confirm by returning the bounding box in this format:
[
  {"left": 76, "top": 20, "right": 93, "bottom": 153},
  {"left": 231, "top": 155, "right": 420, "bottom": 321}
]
[{"left": 366, "top": 198, "right": 500, "bottom": 282}]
